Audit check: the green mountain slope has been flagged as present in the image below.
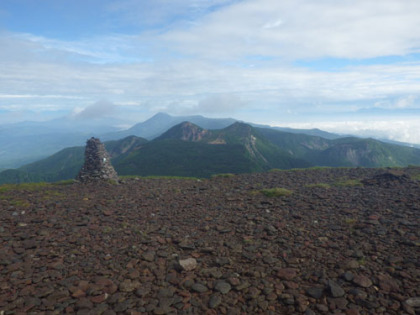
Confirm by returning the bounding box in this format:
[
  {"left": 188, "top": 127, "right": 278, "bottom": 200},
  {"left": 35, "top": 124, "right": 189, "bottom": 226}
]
[
  {"left": 316, "top": 137, "right": 420, "bottom": 167},
  {"left": 0, "top": 136, "right": 147, "bottom": 184},
  {"left": 155, "top": 121, "right": 211, "bottom": 142},
  {"left": 258, "top": 128, "right": 420, "bottom": 167},
  {"left": 156, "top": 122, "right": 310, "bottom": 170},
  {"left": 118, "top": 122, "right": 310, "bottom": 177},
  {"left": 0, "top": 146, "right": 84, "bottom": 184},
  {"left": 1, "top": 122, "right": 419, "bottom": 184},
  {"left": 255, "top": 127, "right": 330, "bottom": 164},
  {"left": 213, "top": 122, "right": 311, "bottom": 169},
  {"left": 115, "top": 140, "right": 258, "bottom": 178}
]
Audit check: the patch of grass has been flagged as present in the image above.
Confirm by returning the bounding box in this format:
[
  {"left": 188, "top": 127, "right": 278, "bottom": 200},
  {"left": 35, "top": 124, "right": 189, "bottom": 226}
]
[
  {"left": 305, "top": 183, "right": 331, "bottom": 189},
  {"left": 287, "top": 166, "right": 339, "bottom": 172},
  {"left": 269, "top": 168, "right": 286, "bottom": 172},
  {"left": 120, "top": 222, "right": 129, "bottom": 229},
  {"left": 9, "top": 200, "right": 31, "bottom": 208},
  {"left": 120, "top": 175, "right": 141, "bottom": 179},
  {"left": 0, "top": 185, "right": 13, "bottom": 193},
  {"left": 344, "top": 218, "right": 357, "bottom": 225},
  {"left": 151, "top": 176, "right": 201, "bottom": 180},
  {"left": 54, "top": 179, "right": 75, "bottom": 185},
  {"left": 18, "top": 182, "right": 50, "bottom": 190},
  {"left": 411, "top": 174, "right": 420, "bottom": 181},
  {"left": 103, "top": 226, "right": 113, "bottom": 233},
  {"left": 334, "top": 179, "right": 363, "bottom": 187},
  {"left": 259, "top": 187, "right": 293, "bottom": 197},
  {"left": 243, "top": 236, "right": 254, "bottom": 244},
  {"left": 1, "top": 195, "right": 32, "bottom": 208},
  {"left": 41, "top": 190, "right": 66, "bottom": 200},
  {"left": 107, "top": 179, "right": 119, "bottom": 185},
  {"left": 307, "top": 166, "right": 333, "bottom": 171},
  {"left": 211, "top": 173, "right": 235, "bottom": 178},
  {"left": 124, "top": 175, "right": 201, "bottom": 180},
  {"left": 0, "top": 183, "right": 62, "bottom": 206},
  {"left": 0, "top": 182, "right": 51, "bottom": 193},
  {"left": 289, "top": 168, "right": 307, "bottom": 172}
]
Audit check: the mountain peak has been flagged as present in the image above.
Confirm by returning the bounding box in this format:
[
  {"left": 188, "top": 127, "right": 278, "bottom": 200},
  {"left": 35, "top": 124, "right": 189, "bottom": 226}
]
[
  {"left": 157, "top": 121, "right": 210, "bottom": 142},
  {"left": 152, "top": 112, "right": 172, "bottom": 119},
  {"left": 224, "top": 122, "right": 254, "bottom": 137}
]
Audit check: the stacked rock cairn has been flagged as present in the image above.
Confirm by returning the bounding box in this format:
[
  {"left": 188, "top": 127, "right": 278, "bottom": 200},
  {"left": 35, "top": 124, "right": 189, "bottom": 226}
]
[{"left": 76, "top": 137, "right": 119, "bottom": 182}]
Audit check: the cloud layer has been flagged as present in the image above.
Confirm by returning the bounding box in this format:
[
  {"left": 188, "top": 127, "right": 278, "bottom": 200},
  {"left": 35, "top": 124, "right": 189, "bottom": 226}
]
[
  {"left": 0, "top": 0, "right": 419, "bottom": 143},
  {"left": 164, "top": 0, "right": 420, "bottom": 60}
]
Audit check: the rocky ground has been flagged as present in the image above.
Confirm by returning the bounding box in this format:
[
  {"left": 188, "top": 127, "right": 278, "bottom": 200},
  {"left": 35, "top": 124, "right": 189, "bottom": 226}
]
[{"left": 0, "top": 167, "right": 419, "bottom": 315}]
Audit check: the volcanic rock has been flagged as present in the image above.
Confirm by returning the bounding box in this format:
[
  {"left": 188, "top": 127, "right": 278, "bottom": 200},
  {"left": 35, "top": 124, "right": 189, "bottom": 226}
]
[
  {"left": 361, "top": 171, "right": 411, "bottom": 188},
  {"left": 352, "top": 275, "right": 373, "bottom": 288},
  {"left": 76, "top": 137, "right": 118, "bottom": 182},
  {"left": 328, "top": 280, "right": 345, "bottom": 297},
  {"left": 1, "top": 166, "right": 419, "bottom": 314},
  {"left": 178, "top": 257, "right": 197, "bottom": 271}
]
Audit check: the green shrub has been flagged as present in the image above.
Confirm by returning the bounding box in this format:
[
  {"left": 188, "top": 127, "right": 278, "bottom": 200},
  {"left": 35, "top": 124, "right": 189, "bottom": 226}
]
[
  {"left": 411, "top": 174, "right": 420, "bottom": 181},
  {"left": 143, "top": 175, "right": 200, "bottom": 180},
  {"left": 211, "top": 173, "right": 235, "bottom": 178},
  {"left": 334, "top": 179, "right": 363, "bottom": 187},
  {"left": 305, "top": 183, "right": 331, "bottom": 189},
  {"left": 121, "top": 175, "right": 200, "bottom": 180},
  {"left": 269, "top": 168, "right": 285, "bottom": 172},
  {"left": 344, "top": 218, "right": 357, "bottom": 225},
  {"left": 260, "top": 187, "right": 293, "bottom": 197},
  {"left": 54, "top": 179, "right": 75, "bottom": 185},
  {"left": 0, "top": 182, "right": 50, "bottom": 193}
]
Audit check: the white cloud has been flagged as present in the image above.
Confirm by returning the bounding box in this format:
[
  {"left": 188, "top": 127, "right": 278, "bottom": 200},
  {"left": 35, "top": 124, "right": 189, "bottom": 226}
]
[
  {"left": 395, "top": 95, "right": 417, "bottom": 109},
  {"left": 1, "top": 0, "right": 420, "bottom": 145},
  {"left": 70, "top": 100, "right": 117, "bottom": 119},
  {"left": 0, "top": 94, "right": 84, "bottom": 100},
  {"left": 0, "top": 31, "right": 150, "bottom": 64},
  {"left": 262, "top": 19, "right": 283, "bottom": 29},
  {"left": 1, "top": 33, "right": 420, "bottom": 115},
  {"left": 276, "top": 119, "right": 420, "bottom": 145},
  {"left": 164, "top": 0, "right": 420, "bottom": 60},
  {"left": 105, "top": 0, "right": 237, "bottom": 29},
  {"left": 183, "top": 93, "right": 247, "bottom": 114},
  {"left": 374, "top": 95, "right": 419, "bottom": 109}
]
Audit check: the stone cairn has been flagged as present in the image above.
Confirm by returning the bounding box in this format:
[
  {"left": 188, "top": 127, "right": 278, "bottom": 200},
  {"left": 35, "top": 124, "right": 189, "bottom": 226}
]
[{"left": 76, "top": 137, "right": 119, "bottom": 182}]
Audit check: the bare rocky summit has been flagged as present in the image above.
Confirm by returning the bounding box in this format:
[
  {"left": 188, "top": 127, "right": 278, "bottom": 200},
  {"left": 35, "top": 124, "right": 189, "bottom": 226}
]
[
  {"left": 0, "top": 167, "right": 419, "bottom": 314},
  {"left": 76, "top": 137, "right": 119, "bottom": 183}
]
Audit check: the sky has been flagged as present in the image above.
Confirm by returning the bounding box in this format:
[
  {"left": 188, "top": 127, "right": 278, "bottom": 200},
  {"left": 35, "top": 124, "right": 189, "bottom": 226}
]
[{"left": 1, "top": 0, "right": 420, "bottom": 144}]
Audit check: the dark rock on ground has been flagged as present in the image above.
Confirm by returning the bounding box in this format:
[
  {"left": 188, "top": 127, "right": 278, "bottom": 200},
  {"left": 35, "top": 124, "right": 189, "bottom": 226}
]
[{"left": 1, "top": 166, "right": 419, "bottom": 314}]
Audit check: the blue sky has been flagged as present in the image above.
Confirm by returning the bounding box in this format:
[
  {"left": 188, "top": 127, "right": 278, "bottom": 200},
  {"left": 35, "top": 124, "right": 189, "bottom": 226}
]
[{"left": 1, "top": 0, "right": 420, "bottom": 144}]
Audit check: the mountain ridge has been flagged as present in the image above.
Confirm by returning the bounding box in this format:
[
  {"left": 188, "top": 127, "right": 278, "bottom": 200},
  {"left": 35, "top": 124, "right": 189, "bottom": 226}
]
[
  {"left": 1, "top": 120, "right": 419, "bottom": 184},
  {"left": 3, "top": 112, "right": 418, "bottom": 170}
]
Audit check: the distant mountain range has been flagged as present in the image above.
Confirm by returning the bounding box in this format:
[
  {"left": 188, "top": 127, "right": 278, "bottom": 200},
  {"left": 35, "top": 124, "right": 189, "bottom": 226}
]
[
  {"left": 1, "top": 120, "right": 419, "bottom": 184},
  {"left": 101, "top": 112, "right": 238, "bottom": 141},
  {"left": 0, "top": 112, "right": 348, "bottom": 170},
  {"left": 0, "top": 117, "right": 122, "bottom": 169}
]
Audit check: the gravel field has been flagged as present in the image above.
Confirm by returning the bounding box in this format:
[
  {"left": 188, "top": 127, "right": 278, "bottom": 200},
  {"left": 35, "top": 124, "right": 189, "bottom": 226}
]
[{"left": 0, "top": 167, "right": 419, "bottom": 314}]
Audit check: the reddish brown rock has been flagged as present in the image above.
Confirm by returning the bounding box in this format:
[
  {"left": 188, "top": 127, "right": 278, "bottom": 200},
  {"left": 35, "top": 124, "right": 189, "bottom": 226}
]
[
  {"left": 1, "top": 167, "right": 419, "bottom": 314},
  {"left": 277, "top": 268, "right": 298, "bottom": 280},
  {"left": 71, "top": 289, "right": 86, "bottom": 298},
  {"left": 90, "top": 293, "right": 109, "bottom": 304},
  {"left": 353, "top": 275, "right": 373, "bottom": 288}
]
